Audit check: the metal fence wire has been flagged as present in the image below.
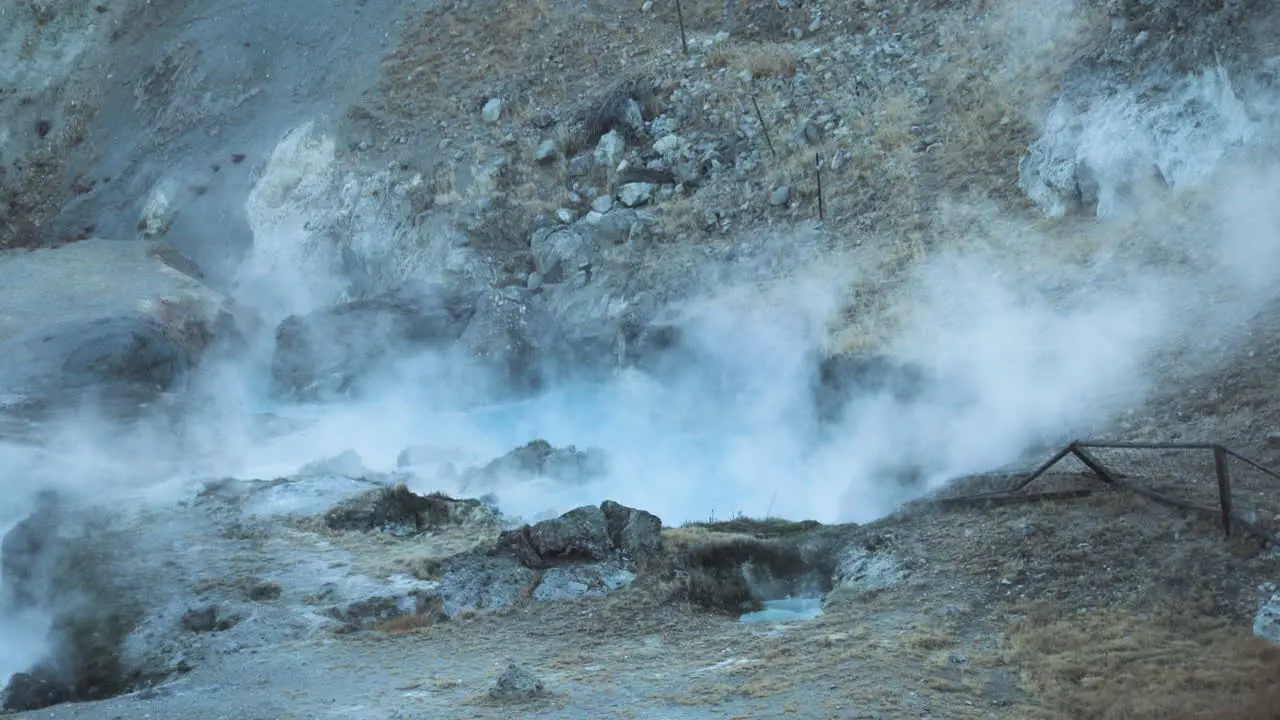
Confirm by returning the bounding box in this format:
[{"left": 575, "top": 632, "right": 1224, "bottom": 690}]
[{"left": 933, "top": 441, "right": 1280, "bottom": 541}]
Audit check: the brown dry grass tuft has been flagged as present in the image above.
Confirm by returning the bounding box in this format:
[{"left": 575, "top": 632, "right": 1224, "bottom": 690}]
[
  {"left": 706, "top": 43, "right": 798, "bottom": 78},
  {"left": 369, "top": 613, "right": 437, "bottom": 635},
  {"left": 1009, "top": 604, "right": 1280, "bottom": 719}
]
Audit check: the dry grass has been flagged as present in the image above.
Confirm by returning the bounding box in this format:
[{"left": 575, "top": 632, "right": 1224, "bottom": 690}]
[
  {"left": 707, "top": 43, "right": 798, "bottom": 78},
  {"left": 1009, "top": 605, "right": 1280, "bottom": 719}
]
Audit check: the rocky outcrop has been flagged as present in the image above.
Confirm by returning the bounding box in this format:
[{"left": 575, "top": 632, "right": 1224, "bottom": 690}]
[
  {"left": 1018, "top": 0, "right": 1280, "bottom": 218},
  {"left": 270, "top": 282, "right": 477, "bottom": 399},
  {"left": 0, "top": 240, "right": 236, "bottom": 413},
  {"left": 324, "top": 485, "right": 499, "bottom": 536},
  {"left": 460, "top": 440, "right": 609, "bottom": 492},
  {"left": 496, "top": 502, "right": 663, "bottom": 570},
  {"left": 812, "top": 351, "right": 929, "bottom": 425}
]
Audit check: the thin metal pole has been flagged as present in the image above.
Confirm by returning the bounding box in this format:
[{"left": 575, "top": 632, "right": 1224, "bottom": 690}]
[
  {"left": 815, "top": 153, "right": 824, "bottom": 221},
  {"left": 750, "top": 95, "right": 776, "bottom": 159},
  {"left": 675, "top": 0, "right": 689, "bottom": 55}
]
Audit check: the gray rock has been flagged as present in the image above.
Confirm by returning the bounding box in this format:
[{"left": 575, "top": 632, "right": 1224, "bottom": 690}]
[
  {"left": 498, "top": 505, "right": 612, "bottom": 569},
  {"left": 593, "top": 129, "right": 625, "bottom": 167},
  {"left": 526, "top": 272, "right": 543, "bottom": 291},
  {"left": 489, "top": 663, "right": 546, "bottom": 702},
  {"left": 554, "top": 207, "right": 578, "bottom": 224},
  {"left": 457, "top": 290, "right": 568, "bottom": 393},
  {"left": 586, "top": 208, "right": 638, "bottom": 245},
  {"left": 833, "top": 546, "right": 905, "bottom": 593},
  {"left": 770, "top": 186, "right": 791, "bottom": 206},
  {"left": 535, "top": 139, "right": 558, "bottom": 162},
  {"left": 180, "top": 605, "right": 237, "bottom": 633},
  {"left": 568, "top": 154, "right": 591, "bottom": 177},
  {"left": 590, "top": 195, "right": 615, "bottom": 214},
  {"left": 482, "top": 98, "right": 503, "bottom": 123},
  {"left": 1017, "top": 28, "right": 1260, "bottom": 218},
  {"left": 601, "top": 500, "right": 664, "bottom": 560},
  {"left": 269, "top": 282, "right": 477, "bottom": 400},
  {"left": 1254, "top": 593, "right": 1280, "bottom": 645},
  {"left": 619, "top": 182, "right": 656, "bottom": 207},
  {"left": 0, "top": 240, "right": 235, "bottom": 411},
  {"left": 530, "top": 226, "right": 600, "bottom": 285},
  {"left": 673, "top": 161, "right": 702, "bottom": 184},
  {"left": 464, "top": 439, "right": 609, "bottom": 490},
  {"left": 324, "top": 484, "right": 499, "bottom": 536},
  {"left": 324, "top": 592, "right": 445, "bottom": 633}
]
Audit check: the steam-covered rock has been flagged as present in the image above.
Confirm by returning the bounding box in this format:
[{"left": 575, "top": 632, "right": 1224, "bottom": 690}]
[
  {"left": 462, "top": 439, "right": 608, "bottom": 492},
  {"left": 269, "top": 282, "right": 477, "bottom": 400},
  {"left": 0, "top": 492, "right": 154, "bottom": 711},
  {"left": 456, "top": 289, "right": 568, "bottom": 394},
  {"left": 324, "top": 484, "right": 499, "bottom": 536},
  {"left": 1017, "top": 1, "right": 1269, "bottom": 218},
  {"left": 812, "top": 351, "right": 929, "bottom": 425},
  {"left": 0, "top": 240, "right": 236, "bottom": 412}
]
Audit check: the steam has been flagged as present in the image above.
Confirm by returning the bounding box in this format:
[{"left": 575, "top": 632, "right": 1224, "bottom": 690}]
[{"left": 3, "top": 0, "right": 1280, "bottom": 630}]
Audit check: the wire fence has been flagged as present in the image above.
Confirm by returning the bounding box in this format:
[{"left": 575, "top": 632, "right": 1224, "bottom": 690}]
[{"left": 931, "top": 441, "right": 1280, "bottom": 542}]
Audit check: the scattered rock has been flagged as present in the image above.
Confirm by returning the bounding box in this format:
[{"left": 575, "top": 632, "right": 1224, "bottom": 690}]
[
  {"left": 482, "top": 97, "right": 503, "bottom": 123},
  {"left": 770, "top": 186, "right": 791, "bottom": 206},
  {"left": 240, "top": 578, "right": 283, "bottom": 602},
  {"left": 529, "top": 227, "right": 600, "bottom": 286},
  {"left": 488, "top": 662, "right": 546, "bottom": 702},
  {"left": 833, "top": 545, "right": 905, "bottom": 594},
  {"left": 554, "top": 208, "right": 578, "bottom": 224},
  {"left": 652, "top": 134, "right": 687, "bottom": 163},
  {"left": 325, "top": 484, "right": 499, "bottom": 535},
  {"left": 619, "top": 182, "right": 655, "bottom": 207},
  {"left": 593, "top": 130, "right": 625, "bottom": 167},
  {"left": 138, "top": 178, "right": 178, "bottom": 238},
  {"left": 590, "top": 195, "right": 615, "bottom": 214},
  {"left": 180, "top": 605, "right": 237, "bottom": 633},
  {"left": 325, "top": 592, "right": 445, "bottom": 633},
  {"left": 534, "top": 139, "right": 558, "bottom": 162},
  {"left": 1254, "top": 593, "right": 1280, "bottom": 645}
]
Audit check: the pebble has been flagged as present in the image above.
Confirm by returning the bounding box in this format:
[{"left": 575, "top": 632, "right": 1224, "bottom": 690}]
[{"left": 482, "top": 98, "right": 502, "bottom": 124}]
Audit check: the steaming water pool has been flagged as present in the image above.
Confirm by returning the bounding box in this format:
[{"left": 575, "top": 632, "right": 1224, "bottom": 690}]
[
  {"left": 233, "top": 376, "right": 817, "bottom": 525},
  {"left": 739, "top": 596, "right": 825, "bottom": 623}
]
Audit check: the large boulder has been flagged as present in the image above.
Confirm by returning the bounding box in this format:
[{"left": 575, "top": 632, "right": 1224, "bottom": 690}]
[
  {"left": 0, "top": 240, "right": 235, "bottom": 412},
  {"left": 269, "top": 282, "right": 478, "bottom": 399},
  {"left": 496, "top": 501, "right": 663, "bottom": 569}
]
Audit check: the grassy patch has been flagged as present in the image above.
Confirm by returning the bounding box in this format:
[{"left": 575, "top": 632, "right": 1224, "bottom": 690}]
[{"left": 1009, "top": 604, "right": 1280, "bottom": 719}]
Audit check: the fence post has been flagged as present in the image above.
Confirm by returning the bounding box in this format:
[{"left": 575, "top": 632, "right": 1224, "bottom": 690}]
[{"left": 1213, "top": 445, "right": 1233, "bottom": 537}]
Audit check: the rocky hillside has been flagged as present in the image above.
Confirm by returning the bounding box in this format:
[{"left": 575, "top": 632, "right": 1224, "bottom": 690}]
[{"left": 4, "top": 0, "right": 1280, "bottom": 717}]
